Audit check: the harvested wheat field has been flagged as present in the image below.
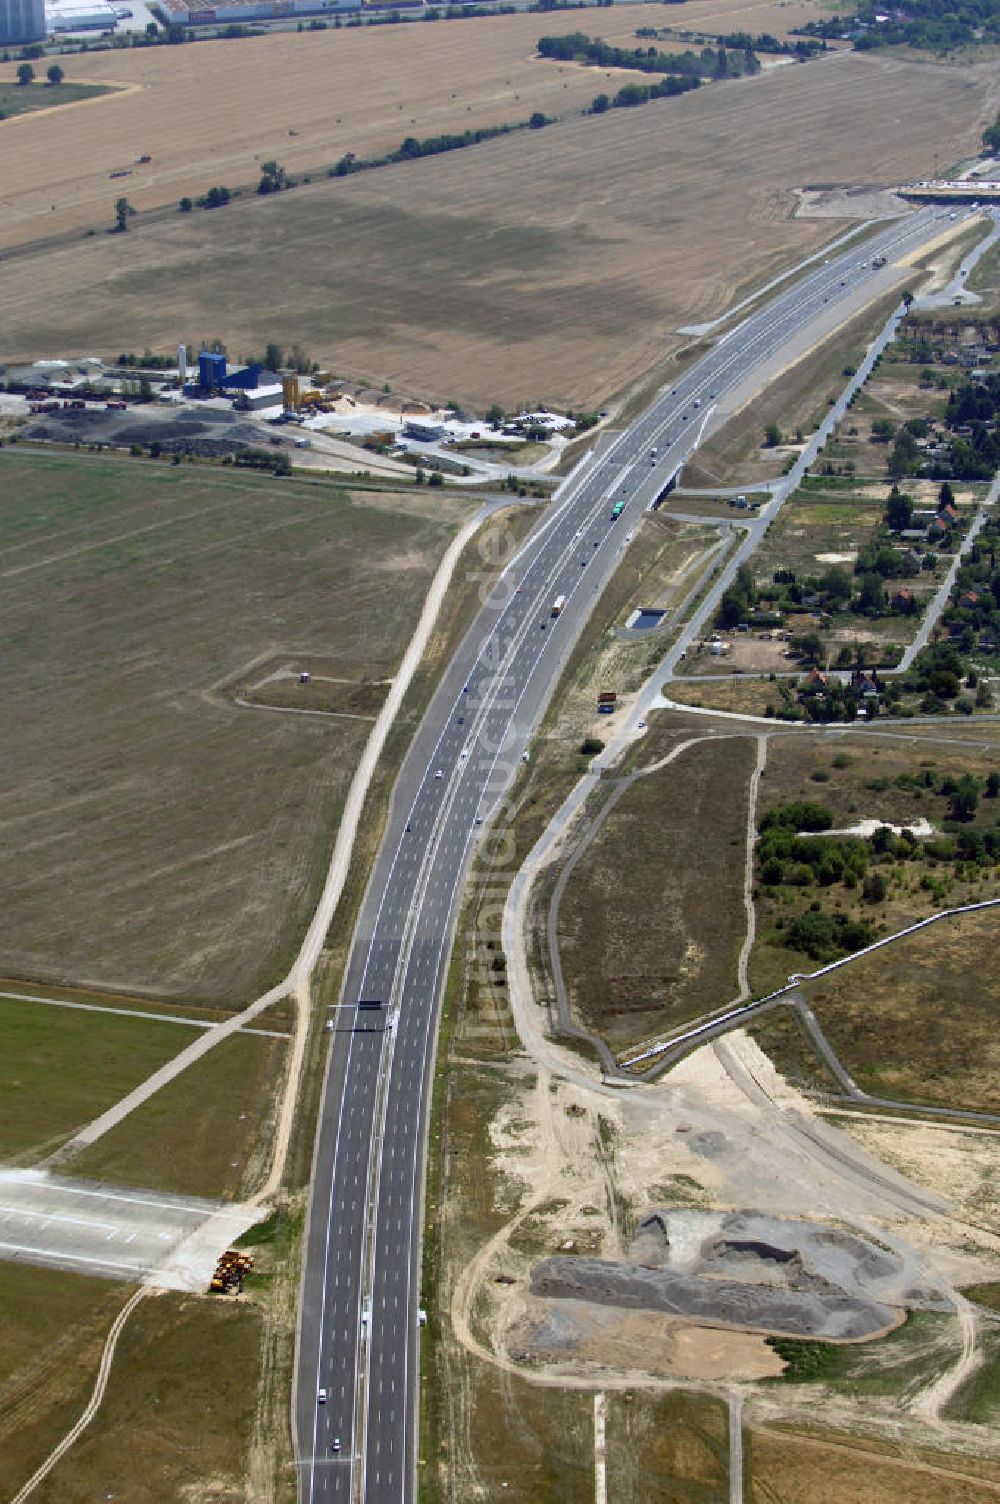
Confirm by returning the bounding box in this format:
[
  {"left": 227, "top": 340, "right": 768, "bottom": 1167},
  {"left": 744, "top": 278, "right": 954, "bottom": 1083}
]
[
  {"left": 0, "top": 2, "right": 829, "bottom": 251},
  {"left": 0, "top": 1, "right": 842, "bottom": 252},
  {"left": 0, "top": 49, "right": 992, "bottom": 406}
]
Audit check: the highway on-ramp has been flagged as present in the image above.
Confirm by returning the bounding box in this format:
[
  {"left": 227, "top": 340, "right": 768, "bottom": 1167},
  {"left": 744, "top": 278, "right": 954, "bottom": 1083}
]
[{"left": 294, "top": 206, "right": 969, "bottom": 1503}]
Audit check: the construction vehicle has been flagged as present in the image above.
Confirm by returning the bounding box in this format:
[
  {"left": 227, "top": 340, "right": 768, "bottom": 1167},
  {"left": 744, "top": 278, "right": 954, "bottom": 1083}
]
[{"left": 209, "top": 1249, "right": 255, "bottom": 1295}]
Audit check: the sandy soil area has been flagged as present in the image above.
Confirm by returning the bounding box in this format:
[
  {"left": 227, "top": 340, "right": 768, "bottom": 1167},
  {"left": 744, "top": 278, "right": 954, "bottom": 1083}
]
[{"left": 448, "top": 1023, "right": 1000, "bottom": 1447}]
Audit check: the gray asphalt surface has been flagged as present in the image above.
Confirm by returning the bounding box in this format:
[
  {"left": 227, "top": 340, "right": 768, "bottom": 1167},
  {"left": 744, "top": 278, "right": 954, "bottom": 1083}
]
[{"left": 294, "top": 206, "right": 969, "bottom": 1503}]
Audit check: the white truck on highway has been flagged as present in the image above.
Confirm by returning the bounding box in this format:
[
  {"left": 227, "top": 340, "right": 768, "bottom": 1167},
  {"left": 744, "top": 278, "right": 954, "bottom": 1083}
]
[{"left": 550, "top": 594, "right": 566, "bottom": 618}]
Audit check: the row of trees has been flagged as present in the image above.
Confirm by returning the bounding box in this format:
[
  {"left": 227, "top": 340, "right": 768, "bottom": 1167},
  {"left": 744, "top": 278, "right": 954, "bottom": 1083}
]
[
  {"left": 985, "top": 111, "right": 1000, "bottom": 153},
  {"left": 715, "top": 28, "right": 823, "bottom": 56},
  {"left": 538, "top": 30, "right": 759, "bottom": 78},
  {"left": 330, "top": 119, "right": 521, "bottom": 179},
  {"left": 590, "top": 73, "right": 701, "bottom": 113},
  {"left": 934, "top": 515, "right": 1000, "bottom": 658},
  {"left": 14, "top": 62, "right": 64, "bottom": 84}
]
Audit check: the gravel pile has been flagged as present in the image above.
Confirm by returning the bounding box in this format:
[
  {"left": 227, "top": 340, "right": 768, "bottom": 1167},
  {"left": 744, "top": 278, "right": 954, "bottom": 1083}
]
[
  {"left": 530, "top": 1255, "right": 898, "bottom": 1340},
  {"left": 529, "top": 1207, "right": 948, "bottom": 1341}
]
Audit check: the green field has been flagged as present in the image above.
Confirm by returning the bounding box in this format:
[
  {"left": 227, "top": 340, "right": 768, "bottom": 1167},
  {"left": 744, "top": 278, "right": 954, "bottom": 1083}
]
[
  {"left": 0, "top": 1263, "right": 131, "bottom": 1498},
  {"left": 0, "top": 81, "right": 114, "bottom": 120},
  {"left": 71, "top": 1027, "right": 286, "bottom": 1199},
  {"left": 0, "top": 995, "right": 199, "bottom": 1161},
  {"left": 0, "top": 450, "right": 474, "bottom": 1006}
]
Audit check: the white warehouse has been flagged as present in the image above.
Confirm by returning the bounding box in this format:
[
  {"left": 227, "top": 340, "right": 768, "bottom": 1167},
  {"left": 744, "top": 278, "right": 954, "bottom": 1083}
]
[{"left": 0, "top": 0, "right": 45, "bottom": 42}]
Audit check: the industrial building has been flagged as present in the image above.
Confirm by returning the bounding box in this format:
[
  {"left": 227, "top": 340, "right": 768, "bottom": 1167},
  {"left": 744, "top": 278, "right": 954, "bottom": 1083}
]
[
  {"left": 47, "top": 0, "right": 118, "bottom": 29},
  {"left": 0, "top": 0, "right": 45, "bottom": 43},
  {"left": 237, "top": 384, "right": 284, "bottom": 411},
  {"left": 193, "top": 351, "right": 263, "bottom": 394},
  {"left": 403, "top": 419, "right": 445, "bottom": 442},
  {"left": 156, "top": 0, "right": 361, "bottom": 23}
]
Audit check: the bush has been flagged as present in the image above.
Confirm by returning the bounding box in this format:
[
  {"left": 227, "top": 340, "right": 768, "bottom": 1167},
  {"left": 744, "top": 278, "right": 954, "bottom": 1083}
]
[
  {"left": 785, "top": 908, "right": 874, "bottom": 962},
  {"left": 760, "top": 802, "right": 833, "bottom": 833},
  {"left": 579, "top": 737, "right": 605, "bottom": 756}
]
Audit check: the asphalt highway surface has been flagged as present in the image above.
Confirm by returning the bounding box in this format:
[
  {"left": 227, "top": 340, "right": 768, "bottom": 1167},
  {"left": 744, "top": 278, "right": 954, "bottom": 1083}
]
[{"left": 295, "top": 206, "right": 970, "bottom": 1502}]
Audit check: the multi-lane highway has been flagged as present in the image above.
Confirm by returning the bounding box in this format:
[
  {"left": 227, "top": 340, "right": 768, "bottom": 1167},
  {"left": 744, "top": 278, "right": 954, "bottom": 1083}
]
[{"left": 294, "top": 205, "right": 969, "bottom": 1502}]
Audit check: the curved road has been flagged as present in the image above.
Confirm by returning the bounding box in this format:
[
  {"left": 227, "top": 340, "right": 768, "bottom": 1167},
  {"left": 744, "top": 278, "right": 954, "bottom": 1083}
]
[{"left": 294, "top": 206, "right": 970, "bottom": 1503}]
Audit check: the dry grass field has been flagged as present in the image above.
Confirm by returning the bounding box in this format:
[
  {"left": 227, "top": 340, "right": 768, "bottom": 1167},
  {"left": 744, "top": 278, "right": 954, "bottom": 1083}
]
[
  {"left": 558, "top": 736, "right": 755, "bottom": 1049},
  {"left": 29, "top": 1293, "right": 262, "bottom": 1504},
  {"left": 0, "top": 449, "right": 474, "bottom": 1005},
  {"left": 0, "top": 1, "right": 839, "bottom": 251},
  {"left": 606, "top": 1391, "right": 729, "bottom": 1499},
  {"left": 801, "top": 907, "right": 1000, "bottom": 1111},
  {"left": 0, "top": 1265, "right": 132, "bottom": 1499},
  {"left": 0, "top": 49, "right": 992, "bottom": 407},
  {"left": 748, "top": 1426, "right": 1000, "bottom": 1503}
]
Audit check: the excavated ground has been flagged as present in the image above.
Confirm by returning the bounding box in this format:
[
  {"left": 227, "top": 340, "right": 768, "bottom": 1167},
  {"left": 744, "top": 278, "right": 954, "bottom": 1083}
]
[{"left": 527, "top": 1209, "right": 950, "bottom": 1344}]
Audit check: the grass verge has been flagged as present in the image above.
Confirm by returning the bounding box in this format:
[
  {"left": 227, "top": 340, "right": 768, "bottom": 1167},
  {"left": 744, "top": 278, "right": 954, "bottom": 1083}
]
[{"left": 0, "top": 996, "right": 201, "bottom": 1163}]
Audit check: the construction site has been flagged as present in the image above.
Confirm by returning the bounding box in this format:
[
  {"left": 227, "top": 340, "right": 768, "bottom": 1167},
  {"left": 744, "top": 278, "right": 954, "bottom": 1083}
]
[{"left": 2, "top": 347, "right": 575, "bottom": 482}]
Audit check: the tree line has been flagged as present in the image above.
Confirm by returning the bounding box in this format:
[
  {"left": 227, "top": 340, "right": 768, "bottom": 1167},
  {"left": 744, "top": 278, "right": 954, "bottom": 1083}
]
[
  {"left": 538, "top": 30, "right": 760, "bottom": 79},
  {"left": 329, "top": 118, "right": 536, "bottom": 180}
]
